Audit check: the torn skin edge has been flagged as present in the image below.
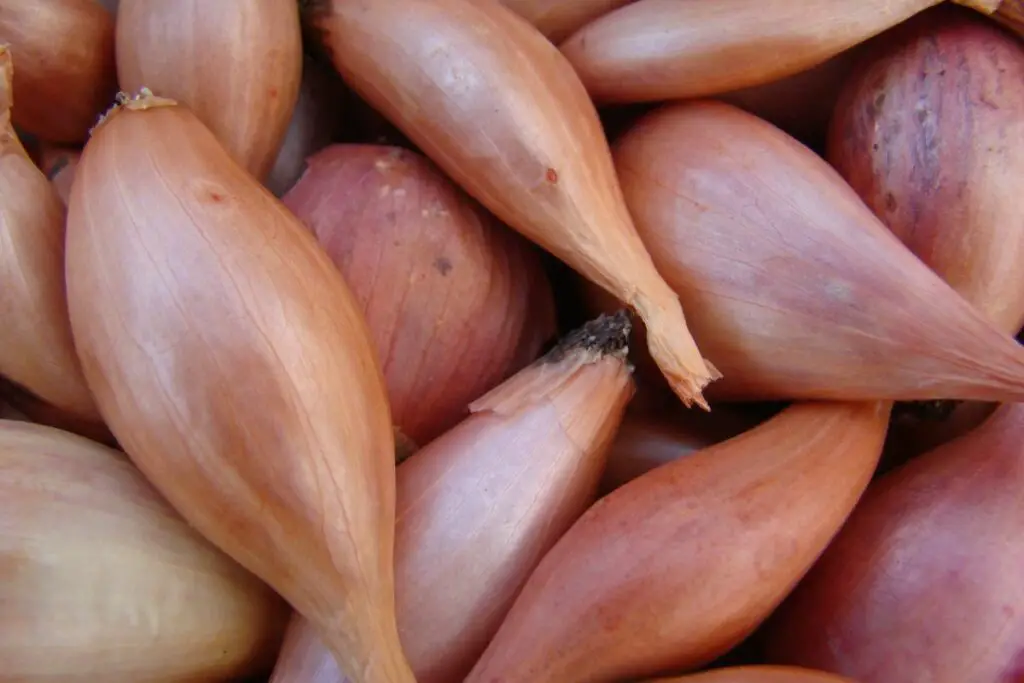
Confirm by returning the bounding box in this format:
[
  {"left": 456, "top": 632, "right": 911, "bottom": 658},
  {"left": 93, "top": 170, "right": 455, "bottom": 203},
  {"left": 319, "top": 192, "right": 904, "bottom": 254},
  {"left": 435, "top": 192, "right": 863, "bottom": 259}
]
[
  {"left": 90, "top": 88, "right": 179, "bottom": 137},
  {"left": 468, "top": 311, "right": 633, "bottom": 417}
]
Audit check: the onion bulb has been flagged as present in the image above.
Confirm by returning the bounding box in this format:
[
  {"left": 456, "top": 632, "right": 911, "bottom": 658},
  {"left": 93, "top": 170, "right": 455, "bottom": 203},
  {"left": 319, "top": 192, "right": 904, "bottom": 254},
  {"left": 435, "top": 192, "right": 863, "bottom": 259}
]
[
  {"left": 829, "top": 5, "right": 1024, "bottom": 335},
  {"left": 0, "top": 419, "right": 288, "bottom": 682},
  {"left": 0, "top": 0, "right": 117, "bottom": 142},
  {"left": 463, "top": 401, "right": 889, "bottom": 683},
  {"left": 828, "top": 7, "right": 1024, "bottom": 458},
  {"left": 953, "top": 0, "right": 1024, "bottom": 35},
  {"left": 283, "top": 144, "right": 556, "bottom": 445},
  {"left": 613, "top": 100, "right": 1024, "bottom": 403},
  {"left": 558, "top": 0, "right": 942, "bottom": 104},
  {"left": 0, "top": 47, "right": 102, "bottom": 429},
  {"left": 767, "top": 402, "right": 1024, "bottom": 682},
  {"left": 265, "top": 57, "right": 347, "bottom": 197},
  {"left": 272, "top": 312, "right": 634, "bottom": 683},
  {"left": 600, "top": 406, "right": 767, "bottom": 492},
  {"left": 37, "top": 142, "right": 81, "bottom": 206},
  {"left": 303, "top": 0, "right": 719, "bottom": 409},
  {"left": 720, "top": 48, "right": 861, "bottom": 152},
  {"left": 0, "top": 398, "right": 28, "bottom": 421},
  {"left": 116, "top": 0, "right": 303, "bottom": 180},
  {"left": 65, "top": 90, "right": 413, "bottom": 683}
]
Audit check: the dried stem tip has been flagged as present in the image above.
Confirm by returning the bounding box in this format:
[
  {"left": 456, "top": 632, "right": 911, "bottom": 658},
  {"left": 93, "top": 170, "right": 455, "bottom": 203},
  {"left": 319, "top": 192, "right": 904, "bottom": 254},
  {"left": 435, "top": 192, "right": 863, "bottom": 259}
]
[
  {"left": 996, "top": 0, "right": 1024, "bottom": 32},
  {"left": 543, "top": 311, "right": 632, "bottom": 365}
]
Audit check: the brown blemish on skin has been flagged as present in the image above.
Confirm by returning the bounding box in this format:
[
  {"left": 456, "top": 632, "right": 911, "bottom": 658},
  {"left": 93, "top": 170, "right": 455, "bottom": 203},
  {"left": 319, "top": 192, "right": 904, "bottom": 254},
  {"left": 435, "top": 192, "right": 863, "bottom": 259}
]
[
  {"left": 545, "top": 167, "right": 558, "bottom": 183},
  {"left": 434, "top": 257, "right": 453, "bottom": 276}
]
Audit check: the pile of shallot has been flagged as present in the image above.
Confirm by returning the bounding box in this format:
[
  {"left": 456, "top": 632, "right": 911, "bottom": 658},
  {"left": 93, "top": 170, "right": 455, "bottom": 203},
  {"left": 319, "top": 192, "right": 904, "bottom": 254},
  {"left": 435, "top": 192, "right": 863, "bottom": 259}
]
[{"left": 2, "top": 1, "right": 1023, "bottom": 682}]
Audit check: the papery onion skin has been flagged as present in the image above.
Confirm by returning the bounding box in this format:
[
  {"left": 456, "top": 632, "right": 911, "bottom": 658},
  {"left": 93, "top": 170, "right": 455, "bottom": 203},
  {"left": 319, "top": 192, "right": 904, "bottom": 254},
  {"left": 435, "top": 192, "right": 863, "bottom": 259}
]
[
  {"left": 271, "top": 312, "right": 635, "bottom": 683},
  {"left": 613, "top": 100, "right": 1024, "bottom": 403},
  {"left": 646, "top": 666, "right": 858, "bottom": 683},
  {"left": 0, "top": 420, "right": 288, "bottom": 682},
  {"left": 828, "top": 6, "right": 1024, "bottom": 335},
  {"left": 265, "top": 58, "right": 346, "bottom": 198},
  {"left": 116, "top": 0, "right": 303, "bottom": 180},
  {"left": 953, "top": 0, "right": 1024, "bottom": 35},
  {"left": 303, "top": 0, "right": 718, "bottom": 409},
  {"left": 65, "top": 93, "right": 413, "bottom": 683},
  {"left": 463, "top": 401, "right": 890, "bottom": 683},
  {"left": 0, "top": 0, "right": 117, "bottom": 142},
  {"left": 499, "top": 0, "right": 632, "bottom": 43},
  {"left": 0, "top": 48, "right": 101, "bottom": 429},
  {"left": 767, "top": 402, "right": 1024, "bottom": 682},
  {"left": 558, "top": 0, "right": 941, "bottom": 104},
  {"left": 283, "top": 144, "right": 556, "bottom": 445}
]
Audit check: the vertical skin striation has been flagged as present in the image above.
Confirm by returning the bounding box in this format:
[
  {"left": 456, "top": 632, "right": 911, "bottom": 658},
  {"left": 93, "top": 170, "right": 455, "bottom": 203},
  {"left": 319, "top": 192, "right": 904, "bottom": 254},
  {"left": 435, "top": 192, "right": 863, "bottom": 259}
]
[
  {"left": 613, "top": 101, "right": 1024, "bottom": 403},
  {"left": 828, "top": 5, "right": 1024, "bottom": 334},
  {"left": 64, "top": 95, "right": 413, "bottom": 683},
  {"left": 283, "top": 144, "right": 556, "bottom": 445},
  {"left": 116, "top": 0, "right": 303, "bottom": 180},
  {"left": 0, "top": 47, "right": 101, "bottom": 428},
  {"left": 271, "top": 313, "right": 635, "bottom": 683}
]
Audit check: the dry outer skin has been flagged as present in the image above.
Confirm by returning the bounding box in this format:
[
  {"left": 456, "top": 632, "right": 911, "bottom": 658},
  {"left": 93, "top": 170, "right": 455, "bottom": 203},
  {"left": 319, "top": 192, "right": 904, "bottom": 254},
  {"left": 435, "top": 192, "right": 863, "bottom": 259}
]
[
  {"left": 302, "top": 0, "right": 718, "bottom": 409},
  {"left": 0, "top": 47, "right": 101, "bottom": 425},
  {"left": 0, "top": 0, "right": 117, "bottom": 142},
  {"left": 116, "top": 0, "right": 302, "bottom": 180},
  {"left": 283, "top": 144, "right": 555, "bottom": 444},
  {"left": 66, "top": 92, "right": 413, "bottom": 683},
  {"left": 462, "top": 401, "right": 890, "bottom": 683},
  {"left": 767, "top": 402, "right": 1024, "bottom": 682},
  {"left": 829, "top": 6, "right": 1024, "bottom": 334},
  {"left": 500, "top": 0, "right": 632, "bottom": 43},
  {"left": 613, "top": 101, "right": 1024, "bottom": 403},
  {"left": 0, "top": 420, "right": 288, "bottom": 681},
  {"left": 559, "top": 0, "right": 943, "bottom": 104}
]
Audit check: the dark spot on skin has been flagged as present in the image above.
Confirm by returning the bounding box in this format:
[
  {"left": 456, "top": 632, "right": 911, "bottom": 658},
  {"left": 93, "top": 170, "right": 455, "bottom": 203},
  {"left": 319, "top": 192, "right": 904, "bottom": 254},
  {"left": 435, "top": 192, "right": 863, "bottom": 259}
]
[
  {"left": 46, "top": 156, "right": 70, "bottom": 180},
  {"left": 916, "top": 109, "right": 928, "bottom": 123},
  {"left": 885, "top": 192, "right": 898, "bottom": 211},
  {"left": 207, "top": 190, "right": 225, "bottom": 203},
  {"left": 545, "top": 167, "right": 558, "bottom": 183},
  {"left": 268, "top": 87, "right": 278, "bottom": 100},
  {"left": 434, "top": 257, "right": 453, "bottom": 276}
]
